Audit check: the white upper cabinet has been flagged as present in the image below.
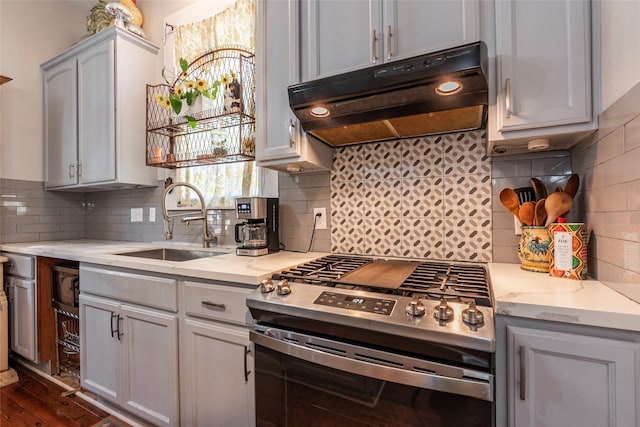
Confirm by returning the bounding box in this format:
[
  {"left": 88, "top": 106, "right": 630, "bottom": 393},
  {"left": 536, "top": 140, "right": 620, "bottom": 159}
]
[
  {"left": 488, "top": 0, "right": 598, "bottom": 154},
  {"left": 42, "top": 26, "right": 159, "bottom": 190},
  {"left": 255, "top": 0, "right": 332, "bottom": 173},
  {"left": 302, "top": 0, "right": 480, "bottom": 80}
]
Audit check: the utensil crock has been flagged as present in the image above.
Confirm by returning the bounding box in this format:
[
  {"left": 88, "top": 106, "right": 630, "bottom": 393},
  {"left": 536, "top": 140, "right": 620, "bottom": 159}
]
[{"left": 517, "top": 226, "right": 551, "bottom": 272}]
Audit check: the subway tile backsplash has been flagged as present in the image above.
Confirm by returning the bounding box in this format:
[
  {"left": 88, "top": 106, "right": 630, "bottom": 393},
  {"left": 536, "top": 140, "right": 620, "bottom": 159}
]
[{"left": 571, "top": 81, "right": 640, "bottom": 301}]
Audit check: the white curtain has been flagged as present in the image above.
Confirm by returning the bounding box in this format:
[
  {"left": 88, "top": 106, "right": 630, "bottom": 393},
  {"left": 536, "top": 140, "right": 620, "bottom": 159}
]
[{"left": 174, "top": 0, "right": 258, "bottom": 208}]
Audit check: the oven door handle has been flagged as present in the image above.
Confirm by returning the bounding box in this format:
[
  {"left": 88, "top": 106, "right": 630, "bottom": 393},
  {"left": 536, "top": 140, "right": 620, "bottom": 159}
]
[{"left": 250, "top": 330, "right": 494, "bottom": 402}]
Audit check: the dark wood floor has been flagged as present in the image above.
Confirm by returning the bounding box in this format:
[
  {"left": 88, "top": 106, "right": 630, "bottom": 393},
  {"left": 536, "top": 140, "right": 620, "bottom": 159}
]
[{"left": 0, "top": 362, "right": 115, "bottom": 426}]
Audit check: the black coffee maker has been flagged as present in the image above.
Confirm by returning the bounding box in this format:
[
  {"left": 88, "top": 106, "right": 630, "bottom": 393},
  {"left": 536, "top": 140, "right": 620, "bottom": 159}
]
[{"left": 234, "top": 197, "right": 279, "bottom": 256}]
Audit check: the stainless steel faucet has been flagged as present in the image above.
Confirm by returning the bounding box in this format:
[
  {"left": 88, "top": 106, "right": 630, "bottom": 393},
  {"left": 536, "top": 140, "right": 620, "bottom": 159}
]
[{"left": 161, "top": 182, "right": 217, "bottom": 248}]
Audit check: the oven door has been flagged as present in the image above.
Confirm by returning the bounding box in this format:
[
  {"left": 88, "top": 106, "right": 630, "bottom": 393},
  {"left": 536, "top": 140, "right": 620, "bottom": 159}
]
[{"left": 251, "top": 326, "right": 494, "bottom": 427}]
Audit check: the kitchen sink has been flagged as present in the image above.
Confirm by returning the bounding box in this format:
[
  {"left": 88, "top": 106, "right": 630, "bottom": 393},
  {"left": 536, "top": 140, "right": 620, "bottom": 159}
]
[{"left": 114, "top": 248, "right": 226, "bottom": 262}]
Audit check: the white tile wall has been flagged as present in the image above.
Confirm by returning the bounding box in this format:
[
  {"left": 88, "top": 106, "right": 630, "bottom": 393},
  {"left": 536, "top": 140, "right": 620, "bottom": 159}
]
[{"left": 571, "top": 82, "right": 640, "bottom": 299}]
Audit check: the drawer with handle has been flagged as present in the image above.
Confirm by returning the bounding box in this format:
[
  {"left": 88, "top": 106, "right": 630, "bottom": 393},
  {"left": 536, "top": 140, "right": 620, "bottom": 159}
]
[
  {"left": 1, "top": 253, "right": 35, "bottom": 279},
  {"left": 183, "top": 281, "right": 253, "bottom": 325}
]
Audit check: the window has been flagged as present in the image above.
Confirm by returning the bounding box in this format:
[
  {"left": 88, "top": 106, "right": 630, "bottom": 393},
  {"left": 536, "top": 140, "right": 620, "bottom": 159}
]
[{"left": 164, "top": 0, "right": 276, "bottom": 208}]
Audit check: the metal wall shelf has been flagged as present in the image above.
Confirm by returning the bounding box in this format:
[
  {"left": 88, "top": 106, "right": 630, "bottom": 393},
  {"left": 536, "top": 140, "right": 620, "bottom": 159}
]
[{"left": 146, "top": 48, "right": 256, "bottom": 169}]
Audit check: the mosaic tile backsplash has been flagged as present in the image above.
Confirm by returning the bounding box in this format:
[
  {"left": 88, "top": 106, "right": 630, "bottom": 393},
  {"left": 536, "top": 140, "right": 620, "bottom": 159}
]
[{"left": 330, "top": 131, "right": 492, "bottom": 262}]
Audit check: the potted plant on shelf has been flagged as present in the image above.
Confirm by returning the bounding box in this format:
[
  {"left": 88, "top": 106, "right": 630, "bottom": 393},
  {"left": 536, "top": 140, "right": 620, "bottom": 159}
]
[{"left": 154, "top": 58, "right": 222, "bottom": 128}]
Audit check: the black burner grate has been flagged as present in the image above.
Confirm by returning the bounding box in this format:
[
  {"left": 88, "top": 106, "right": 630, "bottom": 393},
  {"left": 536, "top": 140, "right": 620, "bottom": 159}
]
[{"left": 275, "top": 255, "right": 492, "bottom": 307}]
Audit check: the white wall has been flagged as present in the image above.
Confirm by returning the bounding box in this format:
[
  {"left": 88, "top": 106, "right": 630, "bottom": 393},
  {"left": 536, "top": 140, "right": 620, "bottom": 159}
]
[
  {"left": 600, "top": 0, "right": 640, "bottom": 111},
  {"left": 0, "top": 0, "right": 197, "bottom": 182},
  {"left": 0, "top": 0, "right": 91, "bottom": 181}
]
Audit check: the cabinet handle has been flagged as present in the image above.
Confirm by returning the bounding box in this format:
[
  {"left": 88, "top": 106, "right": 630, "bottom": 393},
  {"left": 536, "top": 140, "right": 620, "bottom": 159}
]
[
  {"left": 116, "top": 314, "right": 123, "bottom": 341},
  {"left": 110, "top": 312, "right": 118, "bottom": 338},
  {"left": 77, "top": 162, "right": 82, "bottom": 178},
  {"left": 288, "top": 119, "right": 296, "bottom": 147},
  {"left": 201, "top": 300, "right": 226, "bottom": 311},
  {"left": 519, "top": 345, "right": 526, "bottom": 400},
  {"left": 69, "top": 164, "right": 75, "bottom": 179},
  {"left": 386, "top": 25, "right": 392, "bottom": 60},
  {"left": 244, "top": 345, "right": 251, "bottom": 382},
  {"left": 371, "top": 29, "right": 378, "bottom": 63},
  {"left": 505, "top": 78, "right": 512, "bottom": 119}
]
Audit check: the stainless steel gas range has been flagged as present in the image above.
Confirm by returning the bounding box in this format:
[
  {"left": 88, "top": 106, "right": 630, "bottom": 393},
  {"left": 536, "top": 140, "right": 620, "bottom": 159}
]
[{"left": 247, "top": 255, "right": 496, "bottom": 427}]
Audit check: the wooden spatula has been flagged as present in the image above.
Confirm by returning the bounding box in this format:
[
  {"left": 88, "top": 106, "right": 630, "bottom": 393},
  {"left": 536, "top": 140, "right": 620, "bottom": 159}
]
[
  {"left": 499, "top": 188, "right": 520, "bottom": 219},
  {"left": 518, "top": 201, "right": 536, "bottom": 226},
  {"left": 545, "top": 191, "right": 573, "bottom": 226},
  {"left": 534, "top": 198, "right": 547, "bottom": 226}
]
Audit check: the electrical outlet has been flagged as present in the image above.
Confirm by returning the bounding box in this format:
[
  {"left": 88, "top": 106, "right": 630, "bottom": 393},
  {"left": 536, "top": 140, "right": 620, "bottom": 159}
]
[
  {"left": 131, "top": 208, "right": 143, "bottom": 222},
  {"left": 313, "top": 207, "right": 327, "bottom": 230},
  {"left": 149, "top": 207, "right": 156, "bottom": 222}
]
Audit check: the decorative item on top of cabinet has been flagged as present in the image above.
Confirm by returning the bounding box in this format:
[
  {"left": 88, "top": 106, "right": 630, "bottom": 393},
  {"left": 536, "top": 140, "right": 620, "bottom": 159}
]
[
  {"left": 146, "top": 48, "right": 256, "bottom": 168},
  {"left": 254, "top": 0, "right": 332, "bottom": 174},
  {"left": 488, "top": 0, "right": 599, "bottom": 156},
  {"left": 301, "top": 0, "right": 480, "bottom": 80}
]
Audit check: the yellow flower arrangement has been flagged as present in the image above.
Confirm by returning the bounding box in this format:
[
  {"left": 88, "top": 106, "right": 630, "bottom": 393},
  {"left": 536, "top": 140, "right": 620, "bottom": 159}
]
[{"left": 155, "top": 57, "right": 222, "bottom": 128}]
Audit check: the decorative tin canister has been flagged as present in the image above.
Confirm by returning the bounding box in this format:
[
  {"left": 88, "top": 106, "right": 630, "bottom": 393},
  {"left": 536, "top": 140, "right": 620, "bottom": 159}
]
[
  {"left": 548, "top": 223, "right": 588, "bottom": 280},
  {"left": 517, "top": 226, "right": 551, "bottom": 272}
]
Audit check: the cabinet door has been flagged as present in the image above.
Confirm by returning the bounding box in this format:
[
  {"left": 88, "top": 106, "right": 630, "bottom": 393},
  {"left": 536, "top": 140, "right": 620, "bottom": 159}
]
[
  {"left": 7, "top": 277, "right": 36, "bottom": 362},
  {"left": 383, "top": 0, "right": 479, "bottom": 62},
  {"left": 43, "top": 58, "right": 78, "bottom": 188},
  {"left": 181, "top": 319, "right": 254, "bottom": 427},
  {"left": 80, "top": 294, "right": 120, "bottom": 402},
  {"left": 496, "top": 0, "right": 591, "bottom": 132},
  {"left": 120, "top": 305, "right": 178, "bottom": 427},
  {"left": 256, "top": 0, "right": 301, "bottom": 162},
  {"left": 304, "top": 0, "right": 382, "bottom": 79},
  {"left": 77, "top": 38, "right": 116, "bottom": 184},
  {"left": 508, "top": 326, "right": 640, "bottom": 427}
]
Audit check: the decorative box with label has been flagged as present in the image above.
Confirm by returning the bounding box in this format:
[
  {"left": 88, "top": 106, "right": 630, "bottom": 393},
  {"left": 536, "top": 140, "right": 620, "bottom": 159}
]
[{"left": 548, "top": 223, "right": 588, "bottom": 280}]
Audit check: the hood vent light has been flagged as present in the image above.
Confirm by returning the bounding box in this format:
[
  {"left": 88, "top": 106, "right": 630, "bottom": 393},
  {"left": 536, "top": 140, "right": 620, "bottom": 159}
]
[
  {"left": 310, "top": 106, "right": 330, "bottom": 117},
  {"left": 289, "top": 42, "right": 488, "bottom": 147},
  {"left": 436, "top": 80, "right": 463, "bottom": 95}
]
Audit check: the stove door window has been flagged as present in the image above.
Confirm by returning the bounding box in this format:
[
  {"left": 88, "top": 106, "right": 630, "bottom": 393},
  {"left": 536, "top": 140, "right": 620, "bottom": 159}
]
[{"left": 255, "top": 344, "right": 492, "bottom": 427}]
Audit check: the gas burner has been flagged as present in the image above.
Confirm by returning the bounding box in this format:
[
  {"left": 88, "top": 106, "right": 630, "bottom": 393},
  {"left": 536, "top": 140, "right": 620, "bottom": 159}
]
[{"left": 274, "top": 255, "right": 492, "bottom": 307}]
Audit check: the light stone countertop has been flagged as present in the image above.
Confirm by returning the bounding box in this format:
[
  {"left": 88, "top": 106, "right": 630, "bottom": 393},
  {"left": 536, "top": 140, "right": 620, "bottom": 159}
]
[
  {"left": 488, "top": 263, "right": 640, "bottom": 332},
  {"left": 2, "top": 241, "right": 638, "bottom": 332},
  {"left": 0, "top": 240, "right": 328, "bottom": 286}
]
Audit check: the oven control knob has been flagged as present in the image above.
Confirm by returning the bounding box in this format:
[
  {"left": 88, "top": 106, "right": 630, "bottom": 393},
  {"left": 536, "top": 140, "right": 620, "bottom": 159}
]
[
  {"left": 260, "top": 278, "right": 275, "bottom": 293},
  {"left": 276, "top": 279, "right": 291, "bottom": 295},
  {"left": 433, "top": 299, "right": 454, "bottom": 322},
  {"left": 462, "top": 301, "right": 484, "bottom": 326},
  {"left": 405, "top": 296, "right": 426, "bottom": 317}
]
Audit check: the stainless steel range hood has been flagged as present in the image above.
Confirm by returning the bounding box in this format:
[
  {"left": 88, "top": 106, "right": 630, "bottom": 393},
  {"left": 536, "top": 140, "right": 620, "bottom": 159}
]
[{"left": 288, "top": 42, "right": 488, "bottom": 147}]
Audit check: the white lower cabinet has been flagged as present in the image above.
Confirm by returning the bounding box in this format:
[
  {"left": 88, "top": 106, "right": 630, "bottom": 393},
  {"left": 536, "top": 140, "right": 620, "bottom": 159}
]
[
  {"left": 2, "top": 252, "right": 37, "bottom": 362},
  {"left": 180, "top": 280, "right": 255, "bottom": 426},
  {"left": 80, "top": 293, "right": 179, "bottom": 426},
  {"left": 181, "top": 319, "right": 254, "bottom": 427},
  {"left": 6, "top": 276, "right": 36, "bottom": 362},
  {"left": 507, "top": 326, "right": 640, "bottom": 427}
]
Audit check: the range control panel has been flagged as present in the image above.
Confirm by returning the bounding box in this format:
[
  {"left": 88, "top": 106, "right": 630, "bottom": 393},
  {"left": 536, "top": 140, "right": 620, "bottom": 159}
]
[{"left": 313, "top": 291, "right": 396, "bottom": 316}]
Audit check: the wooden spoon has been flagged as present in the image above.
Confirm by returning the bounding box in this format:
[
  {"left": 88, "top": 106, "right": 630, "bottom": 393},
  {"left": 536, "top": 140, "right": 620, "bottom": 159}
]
[
  {"left": 530, "top": 178, "right": 547, "bottom": 200},
  {"left": 545, "top": 191, "right": 573, "bottom": 225},
  {"left": 534, "top": 198, "right": 547, "bottom": 226},
  {"left": 499, "top": 188, "right": 520, "bottom": 219},
  {"left": 519, "top": 201, "right": 536, "bottom": 226},
  {"left": 564, "top": 173, "right": 580, "bottom": 198}
]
